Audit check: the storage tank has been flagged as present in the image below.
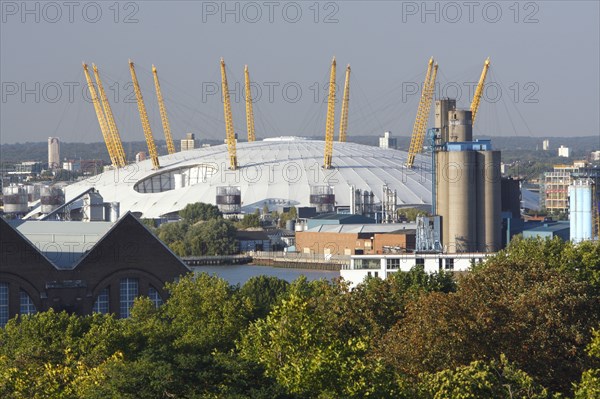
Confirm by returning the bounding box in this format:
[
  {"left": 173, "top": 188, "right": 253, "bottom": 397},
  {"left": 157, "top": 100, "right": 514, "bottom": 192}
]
[
  {"left": 447, "top": 151, "right": 477, "bottom": 252},
  {"left": 82, "top": 191, "right": 105, "bottom": 222},
  {"left": 216, "top": 186, "right": 241, "bottom": 214},
  {"left": 448, "top": 110, "right": 473, "bottom": 142},
  {"left": 110, "top": 202, "right": 120, "bottom": 222},
  {"left": 570, "top": 179, "right": 594, "bottom": 242},
  {"left": 310, "top": 185, "right": 335, "bottom": 213},
  {"left": 40, "top": 186, "right": 65, "bottom": 214},
  {"left": 285, "top": 219, "right": 296, "bottom": 231},
  {"left": 2, "top": 185, "right": 28, "bottom": 214}
]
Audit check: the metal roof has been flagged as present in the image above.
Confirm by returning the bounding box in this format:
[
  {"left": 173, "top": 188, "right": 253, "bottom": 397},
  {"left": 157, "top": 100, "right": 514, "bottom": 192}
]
[
  {"left": 305, "top": 223, "right": 417, "bottom": 234},
  {"left": 61, "top": 138, "right": 433, "bottom": 219},
  {"left": 10, "top": 220, "right": 115, "bottom": 269}
]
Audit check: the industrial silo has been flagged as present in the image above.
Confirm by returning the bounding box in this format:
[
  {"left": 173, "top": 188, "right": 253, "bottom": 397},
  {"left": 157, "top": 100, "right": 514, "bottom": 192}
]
[
  {"left": 216, "top": 186, "right": 242, "bottom": 214},
  {"left": 2, "top": 185, "right": 28, "bottom": 214},
  {"left": 447, "top": 150, "right": 477, "bottom": 252},
  {"left": 41, "top": 186, "right": 65, "bottom": 214},
  {"left": 435, "top": 150, "right": 450, "bottom": 245},
  {"left": 482, "top": 151, "right": 501, "bottom": 252},
  {"left": 435, "top": 98, "right": 456, "bottom": 143},
  {"left": 448, "top": 110, "right": 473, "bottom": 142}
]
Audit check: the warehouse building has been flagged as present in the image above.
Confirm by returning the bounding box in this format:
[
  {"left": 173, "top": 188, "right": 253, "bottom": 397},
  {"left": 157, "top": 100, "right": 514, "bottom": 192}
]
[{"left": 0, "top": 213, "right": 189, "bottom": 326}]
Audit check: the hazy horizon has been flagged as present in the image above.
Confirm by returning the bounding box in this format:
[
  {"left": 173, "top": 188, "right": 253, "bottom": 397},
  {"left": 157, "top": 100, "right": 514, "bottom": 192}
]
[{"left": 1, "top": 1, "right": 599, "bottom": 145}]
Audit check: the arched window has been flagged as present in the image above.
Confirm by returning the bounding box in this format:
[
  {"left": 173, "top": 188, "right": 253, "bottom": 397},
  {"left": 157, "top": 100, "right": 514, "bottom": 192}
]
[
  {"left": 119, "top": 278, "right": 138, "bottom": 318},
  {"left": 93, "top": 287, "right": 110, "bottom": 314},
  {"left": 148, "top": 286, "right": 163, "bottom": 308},
  {"left": 19, "top": 289, "right": 37, "bottom": 315},
  {"left": 0, "top": 283, "right": 9, "bottom": 327}
]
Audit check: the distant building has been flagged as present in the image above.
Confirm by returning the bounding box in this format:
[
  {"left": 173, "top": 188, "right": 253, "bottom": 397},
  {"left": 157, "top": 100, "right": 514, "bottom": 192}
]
[
  {"left": 558, "top": 145, "right": 570, "bottom": 158},
  {"left": 542, "top": 139, "right": 550, "bottom": 151},
  {"left": 9, "top": 161, "right": 43, "bottom": 176},
  {"left": 48, "top": 137, "right": 60, "bottom": 169},
  {"left": 0, "top": 213, "right": 189, "bottom": 326},
  {"left": 62, "top": 160, "right": 81, "bottom": 173},
  {"left": 236, "top": 230, "right": 271, "bottom": 252},
  {"left": 543, "top": 162, "right": 600, "bottom": 213},
  {"left": 591, "top": 150, "right": 600, "bottom": 162},
  {"left": 181, "top": 133, "right": 196, "bottom": 151},
  {"left": 379, "top": 131, "right": 397, "bottom": 149},
  {"left": 136, "top": 152, "right": 147, "bottom": 162}
]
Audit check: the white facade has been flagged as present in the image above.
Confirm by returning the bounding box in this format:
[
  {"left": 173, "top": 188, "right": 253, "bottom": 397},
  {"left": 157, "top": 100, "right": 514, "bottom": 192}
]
[
  {"left": 558, "top": 145, "right": 570, "bottom": 158},
  {"left": 591, "top": 150, "right": 600, "bottom": 161},
  {"left": 341, "top": 252, "right": 491, "bottom": 287},
  {"left": 58, "top": 138, "right": 433, "bottom": 219}
]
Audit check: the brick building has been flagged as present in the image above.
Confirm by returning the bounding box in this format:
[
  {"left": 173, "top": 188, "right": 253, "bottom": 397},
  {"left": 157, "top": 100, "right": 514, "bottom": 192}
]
[
  {"left": 296, "top": 224, "right": 416, "bottom": 256},
  {"left": 0, "top": 213, "right": 189, "bottom": 326}
]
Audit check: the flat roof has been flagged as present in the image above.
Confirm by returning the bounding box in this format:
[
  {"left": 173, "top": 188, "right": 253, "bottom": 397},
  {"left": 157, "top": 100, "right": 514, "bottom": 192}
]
[{"left": 305, "top": 223, "right": 417, "bottom": 234}]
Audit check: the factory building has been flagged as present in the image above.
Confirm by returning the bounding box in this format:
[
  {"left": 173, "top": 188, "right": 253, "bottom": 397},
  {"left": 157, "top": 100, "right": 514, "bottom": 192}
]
[
  {"left": 434, "top": 100, "right": 501, "bottom": 253},
  {"left": 296, "top": 223, "right": 416, "bottom": 256},
  {"left": 0, "top": 213, "right": 189, "bottom": 326}
]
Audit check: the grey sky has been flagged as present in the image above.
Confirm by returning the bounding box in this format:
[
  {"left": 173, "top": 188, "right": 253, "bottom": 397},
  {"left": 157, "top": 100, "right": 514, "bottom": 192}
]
[{"left": 1, "top": 0, "right": 599, "bottom": 144}]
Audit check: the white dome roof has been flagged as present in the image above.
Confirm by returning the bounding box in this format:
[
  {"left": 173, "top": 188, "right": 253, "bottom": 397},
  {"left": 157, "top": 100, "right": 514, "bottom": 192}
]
[{"left": 65, "top": 138, "right": 433, "bottom": 218}]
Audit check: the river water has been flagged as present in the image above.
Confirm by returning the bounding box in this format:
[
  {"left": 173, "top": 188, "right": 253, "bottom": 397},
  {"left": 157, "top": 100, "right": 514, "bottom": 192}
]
[{"left": 191, "top": 264, "right": 340, "bottom": 286}]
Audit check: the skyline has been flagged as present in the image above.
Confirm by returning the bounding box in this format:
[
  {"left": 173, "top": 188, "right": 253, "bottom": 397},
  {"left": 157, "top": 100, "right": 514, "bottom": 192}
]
[{"left": 1, "top": 1, "right": 599, "bottom": 144}]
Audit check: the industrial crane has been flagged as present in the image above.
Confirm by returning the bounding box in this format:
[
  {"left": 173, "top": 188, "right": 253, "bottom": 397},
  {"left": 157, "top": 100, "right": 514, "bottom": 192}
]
[
  {"left": 129, "top": 60, "right": 160, "bottom": 170},
  {"left": 244, "top": 65, "right": 256, "bottom": 142},
  {"left": 82, "top": 62, "right": 120, "bottom": 168},
  {"left": 220, "top": 58, "right": 238, "bottom": 170},
  {"left": 471, "top": 57, "right": 490, "bottom": 125},
  {"left": 323, "top": 57, "right": 337, "bottom": 169},
  {"left": 92, "top": 64, "right": 127, "bottom": 167},
  {"left": 338, "top": 64, "right": 350, "bottom": 142},
  {"left": 406, "top": 58, "right": 438, "bottom": 169},
  {"left": 152, "top": 65, "right": 176, "bottom": 155}
]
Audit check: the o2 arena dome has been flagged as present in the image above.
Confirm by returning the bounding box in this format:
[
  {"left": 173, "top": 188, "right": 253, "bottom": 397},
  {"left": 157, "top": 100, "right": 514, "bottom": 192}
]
[{"left": 64, "top": 137, "right": 433, "bottom": 219}]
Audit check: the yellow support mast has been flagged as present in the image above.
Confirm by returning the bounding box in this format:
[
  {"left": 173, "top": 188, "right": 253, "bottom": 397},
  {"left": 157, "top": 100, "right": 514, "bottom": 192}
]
[
  {"left": 152, "top": 65, "right": 176, "bottom": 155},
  {"left": 82, "top": 62, "right": 119, "bottom": 168},
  {"left": 338, "top": 64, "right": 351, "bottom": 142},
  {"left": 406, "top": 58, "right": 437, "bottom": 169},
  {"left": 129, "top": 59, "right": 160, "bottom": 170},
  {"left": 92, "top": 64, "right": 127, "bottom": 167},
  {"left": 220, "top": 58, "right": 238, "bottom": 170},
  {"left": 471, "top": 57, "right": 490, "bottom": 125},
  {"left": 244, "top": 65, "right": 256, "bottom": 142},
  {"left": 323, "top": 57, "right": 337, "bottom": 169}
]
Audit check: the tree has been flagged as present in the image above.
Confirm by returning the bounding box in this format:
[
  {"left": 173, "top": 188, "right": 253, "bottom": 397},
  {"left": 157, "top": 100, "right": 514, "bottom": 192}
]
[
  {"left": 179, "top": 202, "right": 222, "bottom": 223},
  {"left": 418, "top": 355, "right": 550, "bottom": 399},
  {"left": 377, "top": 251, "right": 599, "bottom": 394},
  {"left": 574, "top": 327, "right": 600, "bottom": 398},
  {"left": 239, "top": 275, "right": 290, "bottom": 320},
  {"left": 236, "top": 213, "right": 261, "bottom": 229},
  {"left": 185, "top": 219, "right": 238, "bottom": 256},
  {"left": 239, "top": 278, "right": 402, "bottom": 398}
]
